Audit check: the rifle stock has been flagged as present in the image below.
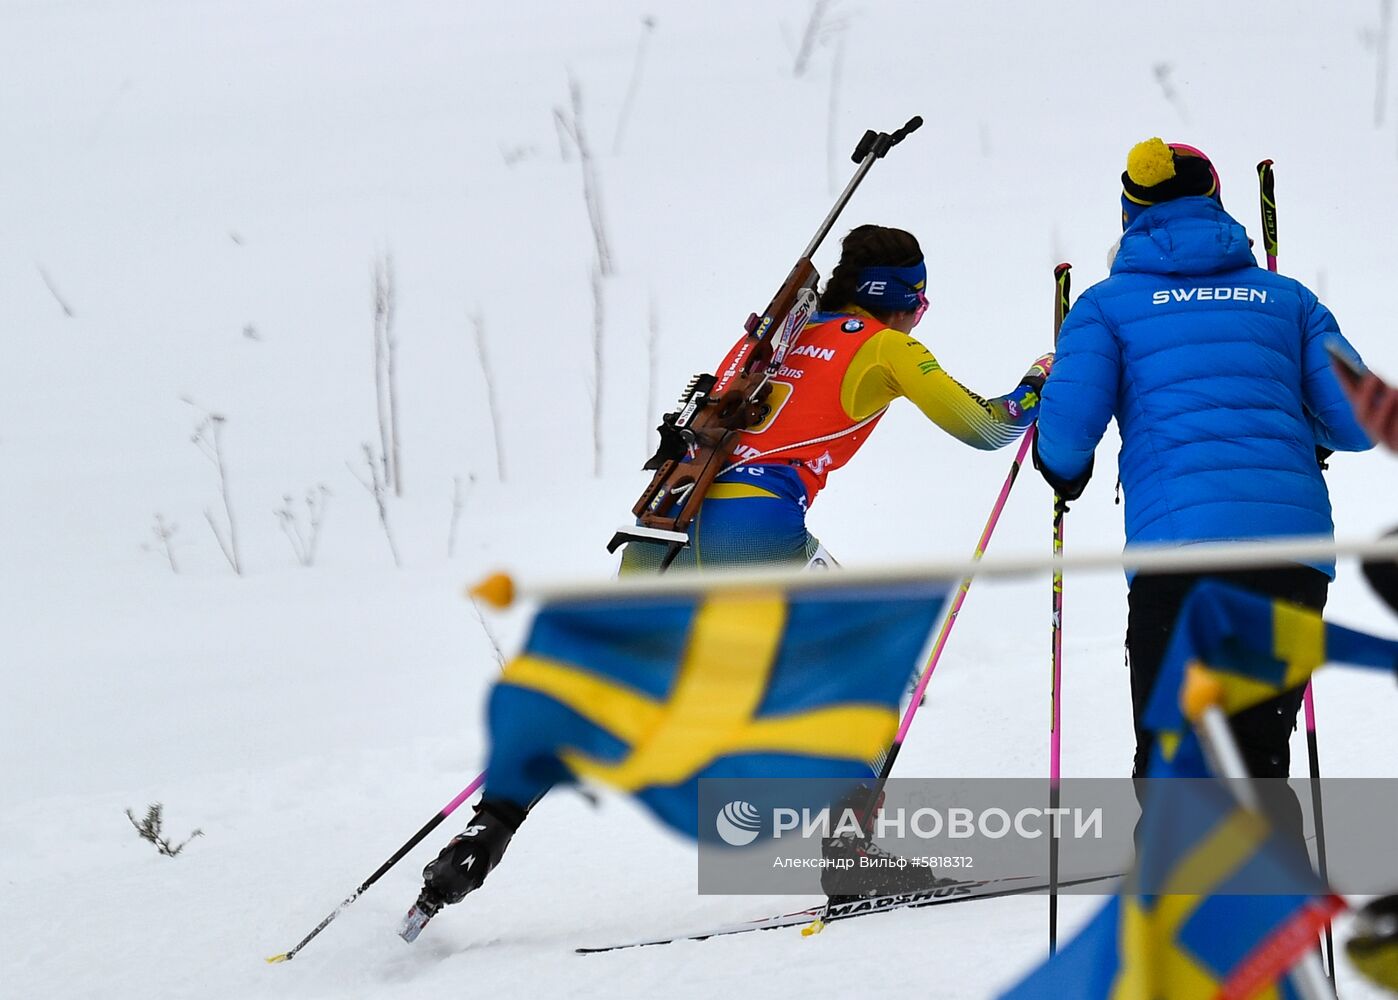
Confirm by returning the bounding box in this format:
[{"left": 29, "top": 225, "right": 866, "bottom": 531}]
[{"left": 630, "top": 257, "right": 817, "bottom": 533}]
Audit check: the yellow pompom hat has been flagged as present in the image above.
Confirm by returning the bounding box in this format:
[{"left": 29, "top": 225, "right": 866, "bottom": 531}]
[{"left": 1121, "top": 138, "right": 1220, "bottom": 229}]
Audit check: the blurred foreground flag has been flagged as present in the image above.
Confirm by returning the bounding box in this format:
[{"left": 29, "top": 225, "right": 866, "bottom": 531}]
[
  {"left": 480, "top": 579, "right": 949, "bottom": 837},
  {"left": 1142, "top": 580, "right": 1398, "bottom": 757},
  {"left": 1004, "top": 580, "right": 1394, "bottom": 998},
  {"left": 1001, "top": 749, "right": 1344, "bottom": 999}
]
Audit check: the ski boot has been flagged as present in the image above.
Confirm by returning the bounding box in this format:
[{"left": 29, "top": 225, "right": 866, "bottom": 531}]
[
  {"left": 399, "top": 798, "right": 526, "bottom": 942},
  {"left": 819, "top": 784, "right": 958, "bottom": 900}
]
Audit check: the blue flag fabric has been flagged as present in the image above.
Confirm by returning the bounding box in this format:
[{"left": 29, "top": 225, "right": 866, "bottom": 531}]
[
  {"left": 1002, "top": 742, "right": 1340, "bottom": 999},
  {"left": 999, "top": 579, "right": 1387, "bottom": 999},
  {"left": 481, "top": 580, "right": 949, "bottom": 838},
  {"left": 1142, "top": 580, "right": 1398, "bottom": 763}
]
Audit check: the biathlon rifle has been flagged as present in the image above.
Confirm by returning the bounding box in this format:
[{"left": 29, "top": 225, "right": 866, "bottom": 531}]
[{"left": 607, "top": 116, "right": 924, "bottom": 570}]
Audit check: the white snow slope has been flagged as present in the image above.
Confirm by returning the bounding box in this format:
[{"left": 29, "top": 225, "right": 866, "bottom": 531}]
[{"left": 5, "top": 1, "right": 1398, "bottom": 997}]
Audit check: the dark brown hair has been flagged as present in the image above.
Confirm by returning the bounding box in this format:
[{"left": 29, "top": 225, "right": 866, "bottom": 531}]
[{"left": 818, "top": 224, "right": 923, "bottom": 317}]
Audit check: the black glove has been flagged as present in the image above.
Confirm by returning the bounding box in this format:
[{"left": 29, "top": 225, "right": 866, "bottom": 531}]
[{"left": 1032, "top": 431, "right": 1093, "bottom": 502}]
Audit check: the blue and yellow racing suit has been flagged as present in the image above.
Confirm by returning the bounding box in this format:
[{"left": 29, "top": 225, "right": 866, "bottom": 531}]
[{"left": 621, "top": 308, "right": 1042, "bottom": 572}]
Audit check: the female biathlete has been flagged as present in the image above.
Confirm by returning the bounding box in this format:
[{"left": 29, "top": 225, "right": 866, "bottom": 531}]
[
  {"left": 411, "top": 224, "right": 1055, "bottom": 916},
  {"left": 620, "top": 223, "right": 1053, "bottom": 571}
]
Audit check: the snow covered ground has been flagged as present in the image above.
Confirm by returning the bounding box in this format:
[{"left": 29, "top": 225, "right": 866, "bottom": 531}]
[{"left": 5, "top": 1, "right": 1398, "bottom": 996}]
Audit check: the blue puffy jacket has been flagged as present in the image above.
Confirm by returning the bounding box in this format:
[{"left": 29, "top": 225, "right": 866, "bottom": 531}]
[{"left": 1035, "top": 197, "right": 1371, "bottom": 576}]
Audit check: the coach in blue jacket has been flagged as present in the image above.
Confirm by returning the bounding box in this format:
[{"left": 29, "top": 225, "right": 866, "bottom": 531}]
[{"left": 1034, "top": 138, "right": 1372, "bottom": 783}]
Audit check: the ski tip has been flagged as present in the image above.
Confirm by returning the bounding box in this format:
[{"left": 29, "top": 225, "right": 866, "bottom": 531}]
[
  {"left": 1054, "top": 262, "right": 1072, "bottom": 276},
  {"left": 800, "top": 919, "right": 826, "bottom": 938},
  {"left": 265, "top": 953, "right": 291, "bottom": 964},
  {"left": 468, "top": 572, "right": 515, "bottom": 610}
]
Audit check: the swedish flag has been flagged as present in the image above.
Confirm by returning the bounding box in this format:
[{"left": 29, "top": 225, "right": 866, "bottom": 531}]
[
  {"left": 1141, "top": 580, "right": 1398, "bottom": 761},
  {"left": 481, "top": 580, "right": 948, "bottom": 837},
  {"left": 1000, "top": 579, "right": 1391, "bottom": 999},
  {"left": 1001, "top": 747, "right": 1344, "bottom": 999}
]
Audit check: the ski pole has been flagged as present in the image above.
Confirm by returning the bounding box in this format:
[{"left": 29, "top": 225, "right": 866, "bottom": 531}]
[
  {"left": 1258, "top": 157, "right": 1337, "bottom": 984},
  {"left": 1048, "top": 261, "right": 1071, "bottom": 957},
  {"left": 1301, "top": 687, "right": 1335, "bottom": 977},
  {"left": 801, "top": 421, "right": 1036, "bottom": 937},
  {"left": 266, "top": 770, "right": 486, "bottom": 963},
  {"left": 889, "top": 426, "right": 1036, "bottom": 759}
]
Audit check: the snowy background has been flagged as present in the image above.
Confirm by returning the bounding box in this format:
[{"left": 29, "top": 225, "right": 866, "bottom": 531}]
[{"left": 5, "top": 1, "right": 1398, "bottom": 996}]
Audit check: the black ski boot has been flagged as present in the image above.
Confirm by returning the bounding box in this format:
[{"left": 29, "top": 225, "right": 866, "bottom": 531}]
[
  {"left": 818, "top": 784, "right": 958, "bottom": 900},
  {"left": 820, "top": 832, "right": 960, "bottom": 900},
  {"left": 399, "top": 798, "right": 527, "bottom": 942}
]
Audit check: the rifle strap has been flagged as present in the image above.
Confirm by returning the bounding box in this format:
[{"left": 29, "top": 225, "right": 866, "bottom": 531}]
[{"left": 717, "top": 407, "right": 888, "bottom": 478}]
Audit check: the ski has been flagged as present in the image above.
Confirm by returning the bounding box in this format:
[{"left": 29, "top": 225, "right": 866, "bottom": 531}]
[{"left": 575, "top": 871, "right": 1121, "bottom": 953}]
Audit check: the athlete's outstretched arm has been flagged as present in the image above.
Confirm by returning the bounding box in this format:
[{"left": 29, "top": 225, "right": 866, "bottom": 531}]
[{"left": 841, "top": 329, "right": 1044, "bottom": 450}]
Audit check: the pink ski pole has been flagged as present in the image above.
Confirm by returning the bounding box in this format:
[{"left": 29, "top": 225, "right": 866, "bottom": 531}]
[
  {"left": 802, "top": 426, "right": 1036, "bottom": 936},
  {"left": 1259, "top": 156, "right": 1335, "bottom": 981},
  {"left": 267, "top": 769, "right": 486, "bottom": 963},
  {"left": 892, "top": 426, "right": 1036, "bottom": 748}
]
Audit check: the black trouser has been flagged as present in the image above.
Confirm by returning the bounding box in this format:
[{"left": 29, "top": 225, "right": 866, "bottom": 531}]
[{"left": 1126, "top": 564, "right": 1329, "bottom": 781}]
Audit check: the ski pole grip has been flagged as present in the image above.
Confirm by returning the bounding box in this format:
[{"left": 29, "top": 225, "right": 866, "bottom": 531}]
[
  {"left": 888, "top": 116, "right": 923, "bottom": 148},
  {"left": 1256, "top": 159, "right": 1278, "bottom": 262}
]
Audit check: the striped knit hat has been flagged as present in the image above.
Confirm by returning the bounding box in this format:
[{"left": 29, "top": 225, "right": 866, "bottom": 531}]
[{"left": 1121, "top": 138, "right": 1221, "bottom": 229}]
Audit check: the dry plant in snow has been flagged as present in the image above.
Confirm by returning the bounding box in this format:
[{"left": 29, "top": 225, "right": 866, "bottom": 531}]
[
  {"left": 554, "top": 76, "right": 614, "bottom": 276},
  {"left": 372, "top": 255, "right": 402, "bottom": 497},
  {"left": 188, "top": 404, "right": 243, "bottom": 576},
  {"left": 1151, "top": 63, "right": 1189, "bottom": 123},
  {"left": 471, "top": 311, "right": 507, "bottom": 483},
  {"left": 589, "top": 264, "right": 605, "bottom": 477},
  {"left": 448, "top": 474, "right": 476, "bottom": 558},
  {"left": 275, "top": 485, "right": 330, "bottom": 567},
  {"left": 143, "top": 513, "right": 180, "bottom": 573},
  {"left": 646, "top": 294, "right": 660, "bottom": 455},
  {"left": 349, "top": 444, "right": 401, "bottom": 568},
  {"left": 125, "top": 803, "right": 203, "bottom": 858},
  {"left": 613, "top": 16, "right": 657, "bottom": 154},
  {"left": 792, "top": 0, "right": 831, "bottom": 77},
  {"left": 470, "top": 597, "right": 505, "bottom": 668}
]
